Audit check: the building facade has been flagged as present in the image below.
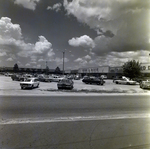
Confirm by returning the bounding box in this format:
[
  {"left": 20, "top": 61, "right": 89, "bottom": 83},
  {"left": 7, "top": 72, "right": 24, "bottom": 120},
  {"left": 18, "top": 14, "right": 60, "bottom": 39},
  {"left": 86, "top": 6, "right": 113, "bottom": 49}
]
[
  {"left": 140, "top": 63, "right": 150, "bottom": 77},
  {"left": 78, "top": 66, "right": 123, "bottom": 79}
]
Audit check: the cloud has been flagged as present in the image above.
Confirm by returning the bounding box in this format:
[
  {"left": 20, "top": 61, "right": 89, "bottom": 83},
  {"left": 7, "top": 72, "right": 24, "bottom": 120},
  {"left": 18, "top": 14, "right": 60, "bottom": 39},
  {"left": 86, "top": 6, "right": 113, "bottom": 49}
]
[
  {"left": 0, "top": 52, "right": 7, "bottom": 57},
  {"left": 6, "top": 58, "right": 13, "bottom": 61},
  {"left": 68, "top": 35, "right": 95, "bottom": 48},
  {"left": 64, "top": 0, "right": 150, "bottom": 55},
  {"left": 47, "top": 3, "right": 62, "bottom": 12},
  {"left": 14, "top": 0, "right": 40, "bottom": 10},
  {"left": 33, "top": 36, "right": 52, "bottom": 54},
  {"left": 0, "top": 17, "right": 56, "bottom": 67},
  {"left": 74, "top": 55, "right": 92, "bottom": 68},
  {"left": 0, "top": 17, "right": 22, "bottom": 41},
  {"left": 25, "top": 63, "right": 30, "bottom": 67},
  {"left": 38, "top": 59, "right": 44, "bottom": 62},
  {"left": 84, "top": 55, "right": 91, "bottom": 60}
]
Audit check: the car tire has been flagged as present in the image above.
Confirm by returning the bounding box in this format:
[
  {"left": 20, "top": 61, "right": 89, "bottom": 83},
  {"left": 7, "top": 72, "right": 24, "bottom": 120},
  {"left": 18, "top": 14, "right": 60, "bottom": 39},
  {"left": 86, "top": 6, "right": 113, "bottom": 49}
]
[
  {"left": 116, "top": 81, "right": 118, "bottom": 84},
  {"left": 127, "top": 82, "right": 130, "bottom": 85},
  {"left": 21, "top": 87, "right": 24, "bottom": 90}
]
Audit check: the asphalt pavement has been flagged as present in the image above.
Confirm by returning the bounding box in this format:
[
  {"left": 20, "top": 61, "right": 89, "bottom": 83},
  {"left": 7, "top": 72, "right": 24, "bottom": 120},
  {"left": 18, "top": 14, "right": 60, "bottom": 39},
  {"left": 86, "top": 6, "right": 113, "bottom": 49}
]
[{"left": 0, "top": 95, "right": 150, "bottom": 149}]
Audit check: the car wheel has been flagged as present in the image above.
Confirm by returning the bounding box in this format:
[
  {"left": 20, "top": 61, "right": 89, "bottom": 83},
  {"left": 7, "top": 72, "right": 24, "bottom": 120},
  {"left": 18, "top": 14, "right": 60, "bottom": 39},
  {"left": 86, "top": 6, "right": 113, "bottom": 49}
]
[
  {"left": 126, "top": 82, "right": 130, "bottom": 85},
  {"left": 21, "top": 87, "right": 24, "bottom": 90},
  {"left": 116, "top": 81, "right": 118, "bottom": 84}
]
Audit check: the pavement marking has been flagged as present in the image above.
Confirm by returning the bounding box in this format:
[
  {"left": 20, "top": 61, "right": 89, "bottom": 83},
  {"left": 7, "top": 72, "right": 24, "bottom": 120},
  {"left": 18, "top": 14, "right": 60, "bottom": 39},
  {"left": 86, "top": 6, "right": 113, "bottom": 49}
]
[{"left": 0, "top": 113, "right": 150, "bottom": 125}]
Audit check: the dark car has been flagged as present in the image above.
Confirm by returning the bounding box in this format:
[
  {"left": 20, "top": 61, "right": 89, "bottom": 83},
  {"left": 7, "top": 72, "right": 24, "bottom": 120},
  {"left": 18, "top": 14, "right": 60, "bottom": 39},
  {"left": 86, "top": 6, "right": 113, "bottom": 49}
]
[
  {"left": 82, "top": 76, "right": 105, "bottom": 85},
  {"left": 57, "top": 78, "right": 74, "bottom": 90},
  {"left": 11, "top": 74, "right": 25, "bottom": 81}
]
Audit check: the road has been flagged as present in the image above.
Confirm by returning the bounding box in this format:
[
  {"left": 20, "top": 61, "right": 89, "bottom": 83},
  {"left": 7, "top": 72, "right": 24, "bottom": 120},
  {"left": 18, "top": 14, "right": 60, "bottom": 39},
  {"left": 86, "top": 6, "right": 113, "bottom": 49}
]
[{"left": 0, "top": 95, "right": 150, "bottom": 149}]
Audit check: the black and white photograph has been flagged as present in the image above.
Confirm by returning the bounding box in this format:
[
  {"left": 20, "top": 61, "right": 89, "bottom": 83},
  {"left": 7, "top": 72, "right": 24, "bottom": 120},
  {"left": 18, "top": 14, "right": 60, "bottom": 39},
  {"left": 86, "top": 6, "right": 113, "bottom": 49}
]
[{"left": 0, "top": 0, "right": 150, "bottom": 148}]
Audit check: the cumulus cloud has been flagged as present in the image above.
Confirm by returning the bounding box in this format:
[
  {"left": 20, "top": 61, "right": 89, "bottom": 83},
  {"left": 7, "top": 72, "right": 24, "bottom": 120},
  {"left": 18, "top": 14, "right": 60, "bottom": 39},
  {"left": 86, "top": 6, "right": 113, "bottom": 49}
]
[
  {"left": 33, "top": 36, "right": 52, "bottom": 54},
  {"left": 14, "top": 0, "right": 40, "bottom": 10},
  {"left": 6, "top": 58, "right": 13, "bottom": 61},
  {"left": 0, "top": 17, "right": 22, "bottom": 41},
  {"left": 68, "top": 35, "right": 95, "bottom": 48},
  {"left": 84, "top": 55, "right": 91, "bottom": 60},
  {"left": 64, "top": 0, "right": 150, "bottom": 55},
  {"left": 47, "top": 3, "right": 62, "bottom": 12},
  {"left": 0, "top": 17, "right": 55, "bottom": 67},
  {"left": 74, "top": 55, "right": 93, "bottom": 68}
]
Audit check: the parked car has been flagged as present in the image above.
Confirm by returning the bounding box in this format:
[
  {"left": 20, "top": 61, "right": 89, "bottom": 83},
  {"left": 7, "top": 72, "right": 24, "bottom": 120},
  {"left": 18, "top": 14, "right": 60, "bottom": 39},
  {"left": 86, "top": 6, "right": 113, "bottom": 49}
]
[
  {"left": 11, "top": 74, "right": 25, "bottom": 81},
  {"left": 38, "top": 75, "right": 52, "bottom": 82},
  {"left": 113, "top": 76, "right": 122, "bottom": 82},
  {"left": 50, "top": 76, "right": 65, "bottom": 82},
  {"left": 57, "top": 78, "right": 74, "bottom": 90},
  {"left": 100, "top": 75, "right": 107, "bottom": 79},
  {"left": 114, "top": 76, "right": 137, "bottom": 85},
  {"left": 82, "top": 76, "right": 105, "bottom": 85},
  {"left": 20, "top": 78, "right": 40, "bottom": 89},
  {"left": 139, "top": 80, "right": 150, "bottom": 89}
]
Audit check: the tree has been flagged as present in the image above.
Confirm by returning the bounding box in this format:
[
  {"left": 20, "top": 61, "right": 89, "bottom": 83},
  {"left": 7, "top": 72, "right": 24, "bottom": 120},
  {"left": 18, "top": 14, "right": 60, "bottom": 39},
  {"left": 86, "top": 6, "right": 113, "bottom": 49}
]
[
  {"left": 55, "top": 66, "right": 61, "bottom": 74},
  {"left": 45, "top": 66, "right": 49, "bottom": 74},
  {"left": 13, "top": 63, "right": 19, "bottom": 72},
  {"left": 122, "top": 60, "right": 141, "bottom": 79}
]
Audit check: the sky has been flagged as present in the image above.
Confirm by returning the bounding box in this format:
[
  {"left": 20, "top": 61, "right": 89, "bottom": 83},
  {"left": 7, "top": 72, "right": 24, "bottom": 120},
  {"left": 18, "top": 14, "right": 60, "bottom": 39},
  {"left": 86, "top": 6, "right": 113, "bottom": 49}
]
[{"left": 0, "top": 0, "right": 150, "bottom": 70}]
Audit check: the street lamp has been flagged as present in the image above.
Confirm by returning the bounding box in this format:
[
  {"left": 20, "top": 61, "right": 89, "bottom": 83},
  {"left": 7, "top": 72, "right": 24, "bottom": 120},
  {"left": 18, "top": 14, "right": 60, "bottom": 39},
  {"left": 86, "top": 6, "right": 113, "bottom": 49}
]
[{"left": 62, "top": 51, "right": 65, "bottom": 76}]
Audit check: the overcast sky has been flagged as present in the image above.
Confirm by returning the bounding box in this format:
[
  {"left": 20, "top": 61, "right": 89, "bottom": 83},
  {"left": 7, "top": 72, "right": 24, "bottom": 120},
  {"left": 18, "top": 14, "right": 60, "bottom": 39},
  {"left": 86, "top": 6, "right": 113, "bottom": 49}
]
[{"left": 0, "top": 0, "right": 149, "bottom": 70}]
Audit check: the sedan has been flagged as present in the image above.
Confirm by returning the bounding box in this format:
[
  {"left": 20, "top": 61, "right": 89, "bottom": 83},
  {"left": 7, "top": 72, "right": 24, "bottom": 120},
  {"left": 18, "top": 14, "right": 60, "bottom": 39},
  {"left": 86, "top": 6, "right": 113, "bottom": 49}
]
[
  {"left": 114, "top": 76, "right": 137, "bottom": 85},
  {"left": 140, "top": 80, "right": 150, "bottom": 89},
  {"left": 57, "top": 79, "right": 74, "bottom": 90},
  {"left": 20, "top": 78, "right": 40, "bottom": 89},
  {"left": 82, "top": 76, "right": 105, "bottom": 85}
]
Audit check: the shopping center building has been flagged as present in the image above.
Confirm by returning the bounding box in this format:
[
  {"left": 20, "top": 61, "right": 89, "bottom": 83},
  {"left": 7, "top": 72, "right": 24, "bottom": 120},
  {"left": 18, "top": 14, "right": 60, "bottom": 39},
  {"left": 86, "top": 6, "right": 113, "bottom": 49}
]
[
  {"left": 78, "top": 66, "right": 123, "bottom": 79},
  {"left": 140, "top": 63, "right": 150, "bottom": 77}
]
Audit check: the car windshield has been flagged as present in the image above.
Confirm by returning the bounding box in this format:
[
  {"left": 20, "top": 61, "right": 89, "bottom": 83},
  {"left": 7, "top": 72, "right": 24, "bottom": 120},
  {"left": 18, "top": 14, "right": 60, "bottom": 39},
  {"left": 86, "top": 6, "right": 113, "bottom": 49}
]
[
  {"left": 60, "top": 79, "right": 69, "bottom": 83},
  {"left": 25, "top": 78, "right": 32, "bottom": 82}
]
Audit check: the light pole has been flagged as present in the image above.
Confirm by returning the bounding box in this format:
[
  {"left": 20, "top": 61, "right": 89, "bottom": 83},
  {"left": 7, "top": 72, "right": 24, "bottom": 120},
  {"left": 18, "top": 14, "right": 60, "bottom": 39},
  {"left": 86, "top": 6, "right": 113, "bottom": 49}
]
[{"left": 63, "top": 51, "right": 65, "bottom": 76}]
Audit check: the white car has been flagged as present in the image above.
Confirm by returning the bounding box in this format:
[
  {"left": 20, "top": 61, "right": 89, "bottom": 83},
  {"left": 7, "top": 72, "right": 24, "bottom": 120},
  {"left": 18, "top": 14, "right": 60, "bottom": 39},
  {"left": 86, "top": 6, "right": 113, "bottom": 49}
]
[
  {"left": 114, "top": 76, "right": 137, "bottom": 85},
  {"left": 20, "top": 78, "right": 40, "bottom": 89},
  {"left": 50, "top": 76, "right": 65, "bottom": 82},
  {"left": 140, "top": 80, "right": 150, "bottom": 89}
]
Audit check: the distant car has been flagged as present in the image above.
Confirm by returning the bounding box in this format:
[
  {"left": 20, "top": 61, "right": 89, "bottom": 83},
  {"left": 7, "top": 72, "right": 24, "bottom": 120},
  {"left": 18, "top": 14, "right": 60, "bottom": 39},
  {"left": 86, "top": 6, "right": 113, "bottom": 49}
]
[
  {"left": 74, "top": 75, "right": 80, "bottom": 80},
  {"left": 11, "top": 74, "right": 25, "bottom": 81},
  {"left": 38, "top": 75, "right": 52, "bottom": 82},
  {"left": 114, "top": 76, "right": 137, "bottom": 85},
  {"left": 50, "top": 76, "right": 65, "bottom": 82},
  {"left": 20, "top": 78, "right": 40, "bottom": 89},
  {"left": 82, "top": 76, "right": 105, "bottom": 85},
  {"left": 100, "top": 75, "right": 107, "bottom": 79},
  {"left": 57, "top": 78, "right": 74, "bottom": 90},
  {"left": 113, "top": 76, "right": 122, "bottom": 83},
  {"left": 140, "top": 80, "right": 150, "bottom": 89}
]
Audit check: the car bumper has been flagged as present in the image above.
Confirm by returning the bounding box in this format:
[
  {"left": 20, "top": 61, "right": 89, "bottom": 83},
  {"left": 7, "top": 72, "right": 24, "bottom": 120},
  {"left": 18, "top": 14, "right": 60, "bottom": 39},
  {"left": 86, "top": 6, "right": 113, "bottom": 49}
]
[{"left": 20, "top": 84, "right": 32, "bottom": 88}]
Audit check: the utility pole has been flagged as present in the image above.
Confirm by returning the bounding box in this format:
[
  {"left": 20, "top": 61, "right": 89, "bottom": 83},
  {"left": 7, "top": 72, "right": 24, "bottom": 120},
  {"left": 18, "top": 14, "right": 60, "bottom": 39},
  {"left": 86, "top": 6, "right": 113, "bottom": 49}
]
[
  {"left": 46, "top": 61, "right": 47, "bottom": 68},
  {"left": 63, "top": 51, "right": 65, "bottom": 76}
]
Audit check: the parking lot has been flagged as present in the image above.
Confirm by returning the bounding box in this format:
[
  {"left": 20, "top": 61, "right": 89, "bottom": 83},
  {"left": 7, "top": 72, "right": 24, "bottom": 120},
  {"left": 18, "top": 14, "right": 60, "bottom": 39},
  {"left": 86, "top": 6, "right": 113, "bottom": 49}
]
[{"left": 0, "top": 75, "right": 150, "bottom": 96}]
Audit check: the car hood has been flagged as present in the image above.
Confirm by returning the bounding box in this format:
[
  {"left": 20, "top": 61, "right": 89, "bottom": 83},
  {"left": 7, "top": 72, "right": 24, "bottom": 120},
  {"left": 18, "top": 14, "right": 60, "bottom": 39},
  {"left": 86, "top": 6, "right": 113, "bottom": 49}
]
[{"left": 20, "top": 82, "right": 33, "bottom": 84}]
